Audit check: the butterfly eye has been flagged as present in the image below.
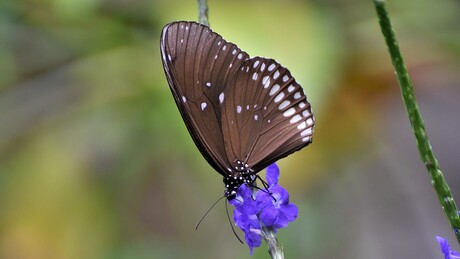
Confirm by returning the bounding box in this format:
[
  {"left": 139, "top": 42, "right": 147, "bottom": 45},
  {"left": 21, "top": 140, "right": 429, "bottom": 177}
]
[{"left": 160, "top": 21, "right": 314, "bottom": 199}]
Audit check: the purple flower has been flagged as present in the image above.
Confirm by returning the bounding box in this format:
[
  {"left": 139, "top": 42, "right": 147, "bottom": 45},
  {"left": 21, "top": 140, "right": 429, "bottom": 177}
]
[
  {"left": 437, "top": 236, "right": 460, "bottom": 259},
  {"left": 257, "top": 185, "right": 298, "bottom": 229},
  {"left": 230, "top": 185, "right": 262, "bottom": 254},
  {"left": 230, "top": 163, "right": 298, "bottom": 255},
  {"left": 256, "top": 164, "right": 298, "bottom": 229}
]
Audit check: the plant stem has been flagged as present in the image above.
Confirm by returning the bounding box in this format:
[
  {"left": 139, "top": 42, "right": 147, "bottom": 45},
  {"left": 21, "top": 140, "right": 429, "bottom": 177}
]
[
  {"left": 261, "top": 226, "right": 284, "bottom": 259},
  {"left": 373, "top": 0, "right": 460, "bottom": 244},
  {"left": 197, "top": 0, "right": 209, "bottom": 26}
]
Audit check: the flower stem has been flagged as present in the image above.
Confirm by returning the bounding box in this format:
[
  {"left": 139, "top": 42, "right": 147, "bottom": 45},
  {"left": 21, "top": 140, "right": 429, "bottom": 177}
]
[
  {"left": 261, "top": 226, "right": 284, "bottom": 259},
  {"left": 373, "top": 0, "right": 460, "bottom": 244},
  {"left": 197, "top": 0, "right": 209, "bottom": 26}
]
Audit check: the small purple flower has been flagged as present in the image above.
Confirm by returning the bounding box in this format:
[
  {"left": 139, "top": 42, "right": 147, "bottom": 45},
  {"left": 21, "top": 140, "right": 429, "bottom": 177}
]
[
  {"left": 230, "top": 185, "right": 262, "bottom": 254},
  {"left": 256, "top": 164, "right": 298, "bottom": 229},
  {"left": 436, "top": 236, "right": 460, "bottom": 259},
  {"left": 230, "top": 163, "right": 298, "bottom": 255},
  {"left": 257, "top": 185, "right": 298, "bottom": 229}
]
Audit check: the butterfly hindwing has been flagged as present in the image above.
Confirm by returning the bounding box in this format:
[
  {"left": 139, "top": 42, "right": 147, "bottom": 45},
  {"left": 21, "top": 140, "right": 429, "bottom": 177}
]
[{"left": 221, "top": 57, "right": 314, "bottom": 173}]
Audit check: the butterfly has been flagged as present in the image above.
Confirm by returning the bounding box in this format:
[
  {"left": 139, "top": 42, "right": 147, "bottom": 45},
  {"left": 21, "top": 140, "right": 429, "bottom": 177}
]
[{"left": 160, "top": 21, "right": 314, "bottom": 200}]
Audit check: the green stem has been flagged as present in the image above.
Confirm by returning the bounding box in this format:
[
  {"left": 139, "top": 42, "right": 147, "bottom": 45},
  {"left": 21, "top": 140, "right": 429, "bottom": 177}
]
[
  {"left": 197, "top": 0, "right": 209, "bottom": 26},
  {"left": 373, "top": 0, "right": 460, "bottom": 244}
]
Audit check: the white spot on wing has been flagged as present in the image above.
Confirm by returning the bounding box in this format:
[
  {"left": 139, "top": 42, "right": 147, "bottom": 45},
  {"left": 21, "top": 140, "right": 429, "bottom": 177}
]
[
  {"left": 274, "top": 92, "right": 285, "bottom": 103},
  {"left": 273, "top": 70, "right": 280, "bottom": 79},
  {"left": 301, "top": 129, "right": 309, "bottom": 137},
  {"left": 278, "top": 100, "right": 290, "bottom": 110},
  {"left": 237, "top": 105, "right": 242, "bottom": 113},
  {"left": 297, "top": 121, "right": 307, "bottom": 130},
  {"left": 294, "top": 92, "right": 302, "bottom": 99},
  {"left": 215, "top": 55, "right": 218, "bottom": 59},
  {"left": 219, "top": 93, "right": 225, "bottom": 103},
  {"left": 182, "top": 96, "right": 186, "bottom": 103},
  {"left": 167, "top": 54, "right": 172, "bottom": 61},
  {"left": 252, "top": 72, "right": 258, "bottom": 81},
  {"left": 186, "top": 25, "right": 189, "bottom": 30},
  {"left": 302, "top": 136, "right": 311, "bottom": 142},
  {"left": 254, "top": 61, "right": 260, "bottom": 68},
  {"left": 246, "top": 105, "right": 250, "bottom": 110},
  {"left": 269, "top": 84, "right": 280, "bottom": 96},
  {"left": 288, "top": 85, "right": 295, "bottom": 92},
  {"left": 232, "top": 49, "right": 237, "bottom": 55},
  {"left": 260, "top": 63, "right": 266, "bottom": 71},
  {"left": 290, "top": 114, "right": 302, "bottom": 124},
  {"left": 180, "top": 39, "right": 184, "bottom": 44},
  {"left": 283, "top": 75, "right": 289, "bottom": 82},
  {"left": 301, "top": 128, "right": 312, "bottom": 136},
  {"left": 302, "top": 110, "right": 311, "bottom": 117},
  {"left": 238, "top": 53, "right": 243, "bottom": 59},
  {"left": 223, "top": 45, "right": 227, "bottom": 51},
  {"left": 283, "top": 108, "right": 296, "bottom": 117},
  {"left": 206, "top": 82, "right": 211, "bottom": 87},
  {"left": 254, "top": 115, "right": 258, "bottom": 120},
  {"left": 218, "top": 41, "right": 221, "bottom": 46},
  {"left": 299, "top": 102, "right": 306, "bottom": 108},
  {"left": 229, "top": 63, "right": 233, "bottom": 68},
  {"left": 246, "top": 66, "right": 250, "bottom": 72},
  {"left": 262, "top": 76, "right": 270, "bottom": 88},
  {"left": 268, "top": 64, "right": 276, "bottom": 71},
  {"left": 306, "top": 117, "right": 314, "bottom": 125},
  {"left": 201, "top": 102, "right": 207, "bottom": 110}
]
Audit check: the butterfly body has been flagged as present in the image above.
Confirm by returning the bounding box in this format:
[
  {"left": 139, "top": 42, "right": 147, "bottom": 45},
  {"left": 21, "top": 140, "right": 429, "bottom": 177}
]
[{"left": 160, "top": 21, "right": 314, "bottom": 200}]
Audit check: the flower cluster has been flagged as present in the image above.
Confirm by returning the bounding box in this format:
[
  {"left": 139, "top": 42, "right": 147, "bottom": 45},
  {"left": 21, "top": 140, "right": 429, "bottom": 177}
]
[
  {"left": 229, "top": 163, "right": 298, "bottom": 254},
  {"left": 437, "top": 236, "right": 460, "bottom": 259}
]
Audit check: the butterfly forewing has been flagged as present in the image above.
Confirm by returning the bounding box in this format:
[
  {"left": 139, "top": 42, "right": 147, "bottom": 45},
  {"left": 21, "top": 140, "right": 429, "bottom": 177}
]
[
  {"left": 221, "top": 57, "right": 314, "bottom": 173},
  {"left": 161, "top": 21, "right": 250, "bottom": 175}
]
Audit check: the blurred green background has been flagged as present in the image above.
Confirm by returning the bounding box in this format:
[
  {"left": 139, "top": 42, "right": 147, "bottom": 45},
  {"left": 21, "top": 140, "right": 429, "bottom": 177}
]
[{"left": 1, "top": 0, "right": 460, "bottom": 258}]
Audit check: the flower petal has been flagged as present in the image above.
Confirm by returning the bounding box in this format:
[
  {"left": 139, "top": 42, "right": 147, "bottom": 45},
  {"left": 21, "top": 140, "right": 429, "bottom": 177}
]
[
  {"left": 282, "top": 204, "right": 298, "bottom": 221},
  {"left": 269, "top": 185, "right": 290, "bottom": 205},
  {"left": 245, "top": 228, "right": 262, "bottom": 255},
  {"left": 436, "top": 236, "right": 460, "bottom": 259},
  {"left": 260, "top": 206, "right": 279, "bottom": 226},
  {"left": 266, "top": 163, "right": 280, "bottom": 186}
]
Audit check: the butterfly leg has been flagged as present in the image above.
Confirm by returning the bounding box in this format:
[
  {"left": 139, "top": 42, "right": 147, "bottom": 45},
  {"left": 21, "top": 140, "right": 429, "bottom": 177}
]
[{"left": 245, "top": 175, "right": 276, "bottom": 202}]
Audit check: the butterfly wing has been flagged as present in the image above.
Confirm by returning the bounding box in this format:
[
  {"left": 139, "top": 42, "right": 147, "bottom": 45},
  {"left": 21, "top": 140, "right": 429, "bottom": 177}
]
[
  {"left": 160, "top": 21, "right": 250, "bottom": 175},
  {"left": 221, "top": 57, "right": 314, "bottom": 173}
]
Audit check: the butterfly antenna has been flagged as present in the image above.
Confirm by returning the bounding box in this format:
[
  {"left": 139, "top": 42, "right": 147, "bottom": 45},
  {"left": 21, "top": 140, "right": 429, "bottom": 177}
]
[
  {"left": 195, "top": 195, "right": 226, "bottom": 230},
  {"left": 225, "top": 200, "right": 244, "bottom": 244}
]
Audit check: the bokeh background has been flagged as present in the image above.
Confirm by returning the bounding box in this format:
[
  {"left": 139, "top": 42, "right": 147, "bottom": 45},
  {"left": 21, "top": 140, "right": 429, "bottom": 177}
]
[{"left": 1, "top": 0, "right": 460, "bottom": 258}]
